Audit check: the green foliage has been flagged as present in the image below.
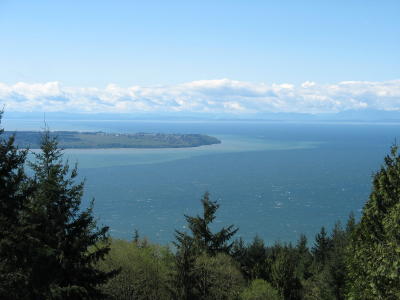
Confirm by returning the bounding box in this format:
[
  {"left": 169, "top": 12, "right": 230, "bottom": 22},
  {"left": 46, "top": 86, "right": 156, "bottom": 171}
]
[
  {"left": 311, "top": 227, "right": 332, "bottom": 266},
  {"left": 172, "top": 192, "right": 239, "bottom": 299},
  {"left": 302, "top": 219, "right": 353, "bottom": 300},
  {"left": 171, "top": 233, "right": 198, "bottom": 300},
  {"left": 0, "top": 115, "right": 117, "bottom": 299},
  {"left": 270, "top": 245, "right": 303, "bottom": 300},
  {"left": 240, "top": 279, "right": 281, "bottom": 300},
  {"left": 98, "top": 239, "right": 173, "bottom": 300},
  {"left": 177, "top": 192, "right": 238, "bottom": 256},
  {"left": 347, "top": 145, "right": 400, "bottom": 299},
  {"left": 232, "top": 236, "right": 268, "bottom": 281},
  {"left": 193, "top": 253, "right": 245, "bottom": 300},
  {"left": 0, "top": 113, "right": 32, "bottom": 299},
  {"left": 294, "top": 234, "right": 313, "bottom": 281},
  {"left": 302, "top": 270, "right": 334, "bottom": 300},
  {"left": 327, "top": 221, "right": 347, "bottom": 300},
  {"left": 23, "top": 131, "right": 117, "bottom": 299}
]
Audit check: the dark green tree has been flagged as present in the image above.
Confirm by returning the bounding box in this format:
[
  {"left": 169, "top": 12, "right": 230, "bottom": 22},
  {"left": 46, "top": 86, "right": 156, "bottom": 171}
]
[
  {"left": 0, "top": 113, "right": 32, "bottom": 299},
  {"left": 177, "top": 192, "right": 238, "bottom": 256},
  {"left": 231, "top": 237, "right": 247, "bottom": 274},
  {"left": 231, "top": 236, "right": 266, "bottom": 281},
  {"left": 327, "top": 222, "right": 347, "bottom": 300},
  {"left": 171, "top": 233, "right": 198, "bottom": 300},
  {"left": 25, "top": 131, "right": 116, "bottom": 299},
  {"left": 295, "top": 234, "right": 313, "bottom": 281},
  {"left": 345, "top": 212, "right": 356, "bottom": 234},
  {"left": 172, "top": 192, "right": 239, "bottom": 299},
  {"left": 347, "top": 145, "right": 400, "bottom": 299},
  {"left": 311, "top": 226, "right": 332, "bottom": 266}
]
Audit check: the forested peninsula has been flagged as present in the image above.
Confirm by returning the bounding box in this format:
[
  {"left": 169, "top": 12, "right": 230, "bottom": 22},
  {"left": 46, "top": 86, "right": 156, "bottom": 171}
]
[{"left": 3, "top": 130, "right": 221, "bottom": 149}]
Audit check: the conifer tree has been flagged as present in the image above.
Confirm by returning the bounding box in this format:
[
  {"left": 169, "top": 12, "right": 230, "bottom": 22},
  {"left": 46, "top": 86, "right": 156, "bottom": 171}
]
[
  {"left": 347, "top": 145, "right": 400, "bottom": 299},
  {"left": 244, "top": 235, "right": 268, "bottom": 280},
  {"left": 172, "top": 232, "right": 198, "bottom": 300},
  {"left": 311, "top": 226, "right": 332, "bottom": 266},
  {"left": 231, "top": 237, "right": 263, "bottom": 280},
  {"left": 25, "top": 131, "right": 116, "bottom": 299},
  {"left": 295, "top": 234, "right": 312, "bottom": 281},
  {"left": 0, "top": 113, "right": 31, "bottom": 299},
  {"left": 177, "top": 192, "right": 238, "bottom": 255},
  {"left": 345, "top": 212, "right": 356, "bottom": 234},
  {"left": 328, "top": 222, "right": 347, "bottom": 300},
  {"left": 172, "top": 192, "right": 238, "bottom": 299}
]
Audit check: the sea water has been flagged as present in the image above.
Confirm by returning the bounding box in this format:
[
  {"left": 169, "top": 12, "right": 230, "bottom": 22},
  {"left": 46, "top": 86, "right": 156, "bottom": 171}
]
[{"left": 5, "top": 119, "right": 399, "bottom": 245}]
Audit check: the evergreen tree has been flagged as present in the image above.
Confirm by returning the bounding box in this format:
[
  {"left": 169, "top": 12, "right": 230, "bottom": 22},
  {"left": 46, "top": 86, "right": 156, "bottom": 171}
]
[
  {"left": 177, "top": 192, "right": 238, "bottom": 255},
  {"left": 25, "top": 131, "right": 116, "bottom": 299},
  {"left": 244, "top": 235, "right": 268, "bottom": 280},
  {"left": 132, "top": 229, "right": 140, "bottom": 244},
  {"left": 347, "top": 145, "right": 400, "bottom": 299},
  {"left": 231, "top": 237, "right": 247, "bottom": 275},
  {"left": 328, "top": 222, "right": 347, "bottom": 300},
  {"left": 0, "top": 113, "right": 31, "bottom": 299},
  {"left": 345, "top": 212, "right": 356, "bottom": 234},
  {"left": 311, "top": 226, "right": 332, "bottom": 266},
  {"left": 171, "top": 232, "right": 198, "bottom": 300},
  {"left": 295, "top": 234, "right": 312, "bottom": 281},
  {"left": 172, "top": 192, "right": 239, "bottom": 299},
  {"left": 232, "top": 236, "right": 268, "bottom": 281}
]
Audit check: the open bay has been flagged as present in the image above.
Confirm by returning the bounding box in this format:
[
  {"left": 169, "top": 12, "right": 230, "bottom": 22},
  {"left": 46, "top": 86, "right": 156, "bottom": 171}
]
[{"left": 7, "top": 118, "right": 399, "bottom": 244}]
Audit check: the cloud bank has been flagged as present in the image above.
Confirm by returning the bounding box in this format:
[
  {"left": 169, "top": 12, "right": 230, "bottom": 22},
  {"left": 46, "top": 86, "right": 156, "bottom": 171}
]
[{"left": 0, "top": 79, "right": 399, "bottom": 114}]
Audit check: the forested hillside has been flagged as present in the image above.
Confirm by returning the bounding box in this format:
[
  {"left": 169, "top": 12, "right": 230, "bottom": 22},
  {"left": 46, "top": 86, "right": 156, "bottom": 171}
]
[{"left": 1, "top": 113, "right": 399, "bottom": 299}]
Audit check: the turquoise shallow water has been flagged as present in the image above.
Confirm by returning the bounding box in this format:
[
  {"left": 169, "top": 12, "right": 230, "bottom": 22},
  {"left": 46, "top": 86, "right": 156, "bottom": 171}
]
[
  {"left": 10, "top": 119, "right": 400, "bottom": 245},
  {"left": 61, "top": 135, "right": 320, "bottom": 168}
]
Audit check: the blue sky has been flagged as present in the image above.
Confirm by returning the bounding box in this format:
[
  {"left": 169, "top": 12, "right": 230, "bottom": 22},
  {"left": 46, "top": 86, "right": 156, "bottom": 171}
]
[{"left": 0, "top": 1, "right": 399, "bottom": 114}]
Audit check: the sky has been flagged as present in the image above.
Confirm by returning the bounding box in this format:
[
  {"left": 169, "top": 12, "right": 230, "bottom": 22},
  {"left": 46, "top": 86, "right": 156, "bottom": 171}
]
[{"left": 0, "top": 0, "right": 399, "bottom": 115}]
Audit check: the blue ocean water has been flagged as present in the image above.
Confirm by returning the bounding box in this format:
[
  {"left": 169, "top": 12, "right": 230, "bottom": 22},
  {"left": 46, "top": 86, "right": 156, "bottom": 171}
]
[{"left": 6, "top": 119, "right": 399, "bottom": 245}]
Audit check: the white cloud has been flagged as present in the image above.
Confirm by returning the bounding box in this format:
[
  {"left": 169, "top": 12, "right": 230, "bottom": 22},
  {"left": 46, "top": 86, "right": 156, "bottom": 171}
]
[{"left": 0, "top": 79, "right": 400, "bottom": 114}]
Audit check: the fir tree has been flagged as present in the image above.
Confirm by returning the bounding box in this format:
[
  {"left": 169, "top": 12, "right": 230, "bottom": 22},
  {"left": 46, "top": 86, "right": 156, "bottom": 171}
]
[
  {"left": 244, "top": 235, "right": 268, "bottom": 280},
  {"left": 311, "top": 226, "right": 332, "bottom": 266},
  {"left": 0, "top": 113, "right": 31, "bottom": 299},
  {"left": 345, "top": 212, "right": 356, "bottom": 234},
  {"left": 25, "top": 131, "right": 116, "bottom": 299},
  {"left": 172, "top": 192, "right": 238, "bottom": 299},
  {"left": 171, "top": 232, "right": 198, "bottom": 300},
  {"left": 328, "top": 222, "right": 347, "bottom": 300},
  {"left": 347, "top": 145, "right": 400, "bottom": 299},
  {"left": 295, "top": 234, "right": 312, "bottom": 281},
  {"left": 177, "top": 192, "right": 238, "bottom": 255}
]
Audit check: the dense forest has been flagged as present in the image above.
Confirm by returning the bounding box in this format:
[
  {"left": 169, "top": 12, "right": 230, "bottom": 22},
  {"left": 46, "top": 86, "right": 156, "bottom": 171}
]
[{"left": 1, "top": 113, "right": 400, "bottom": 300}]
